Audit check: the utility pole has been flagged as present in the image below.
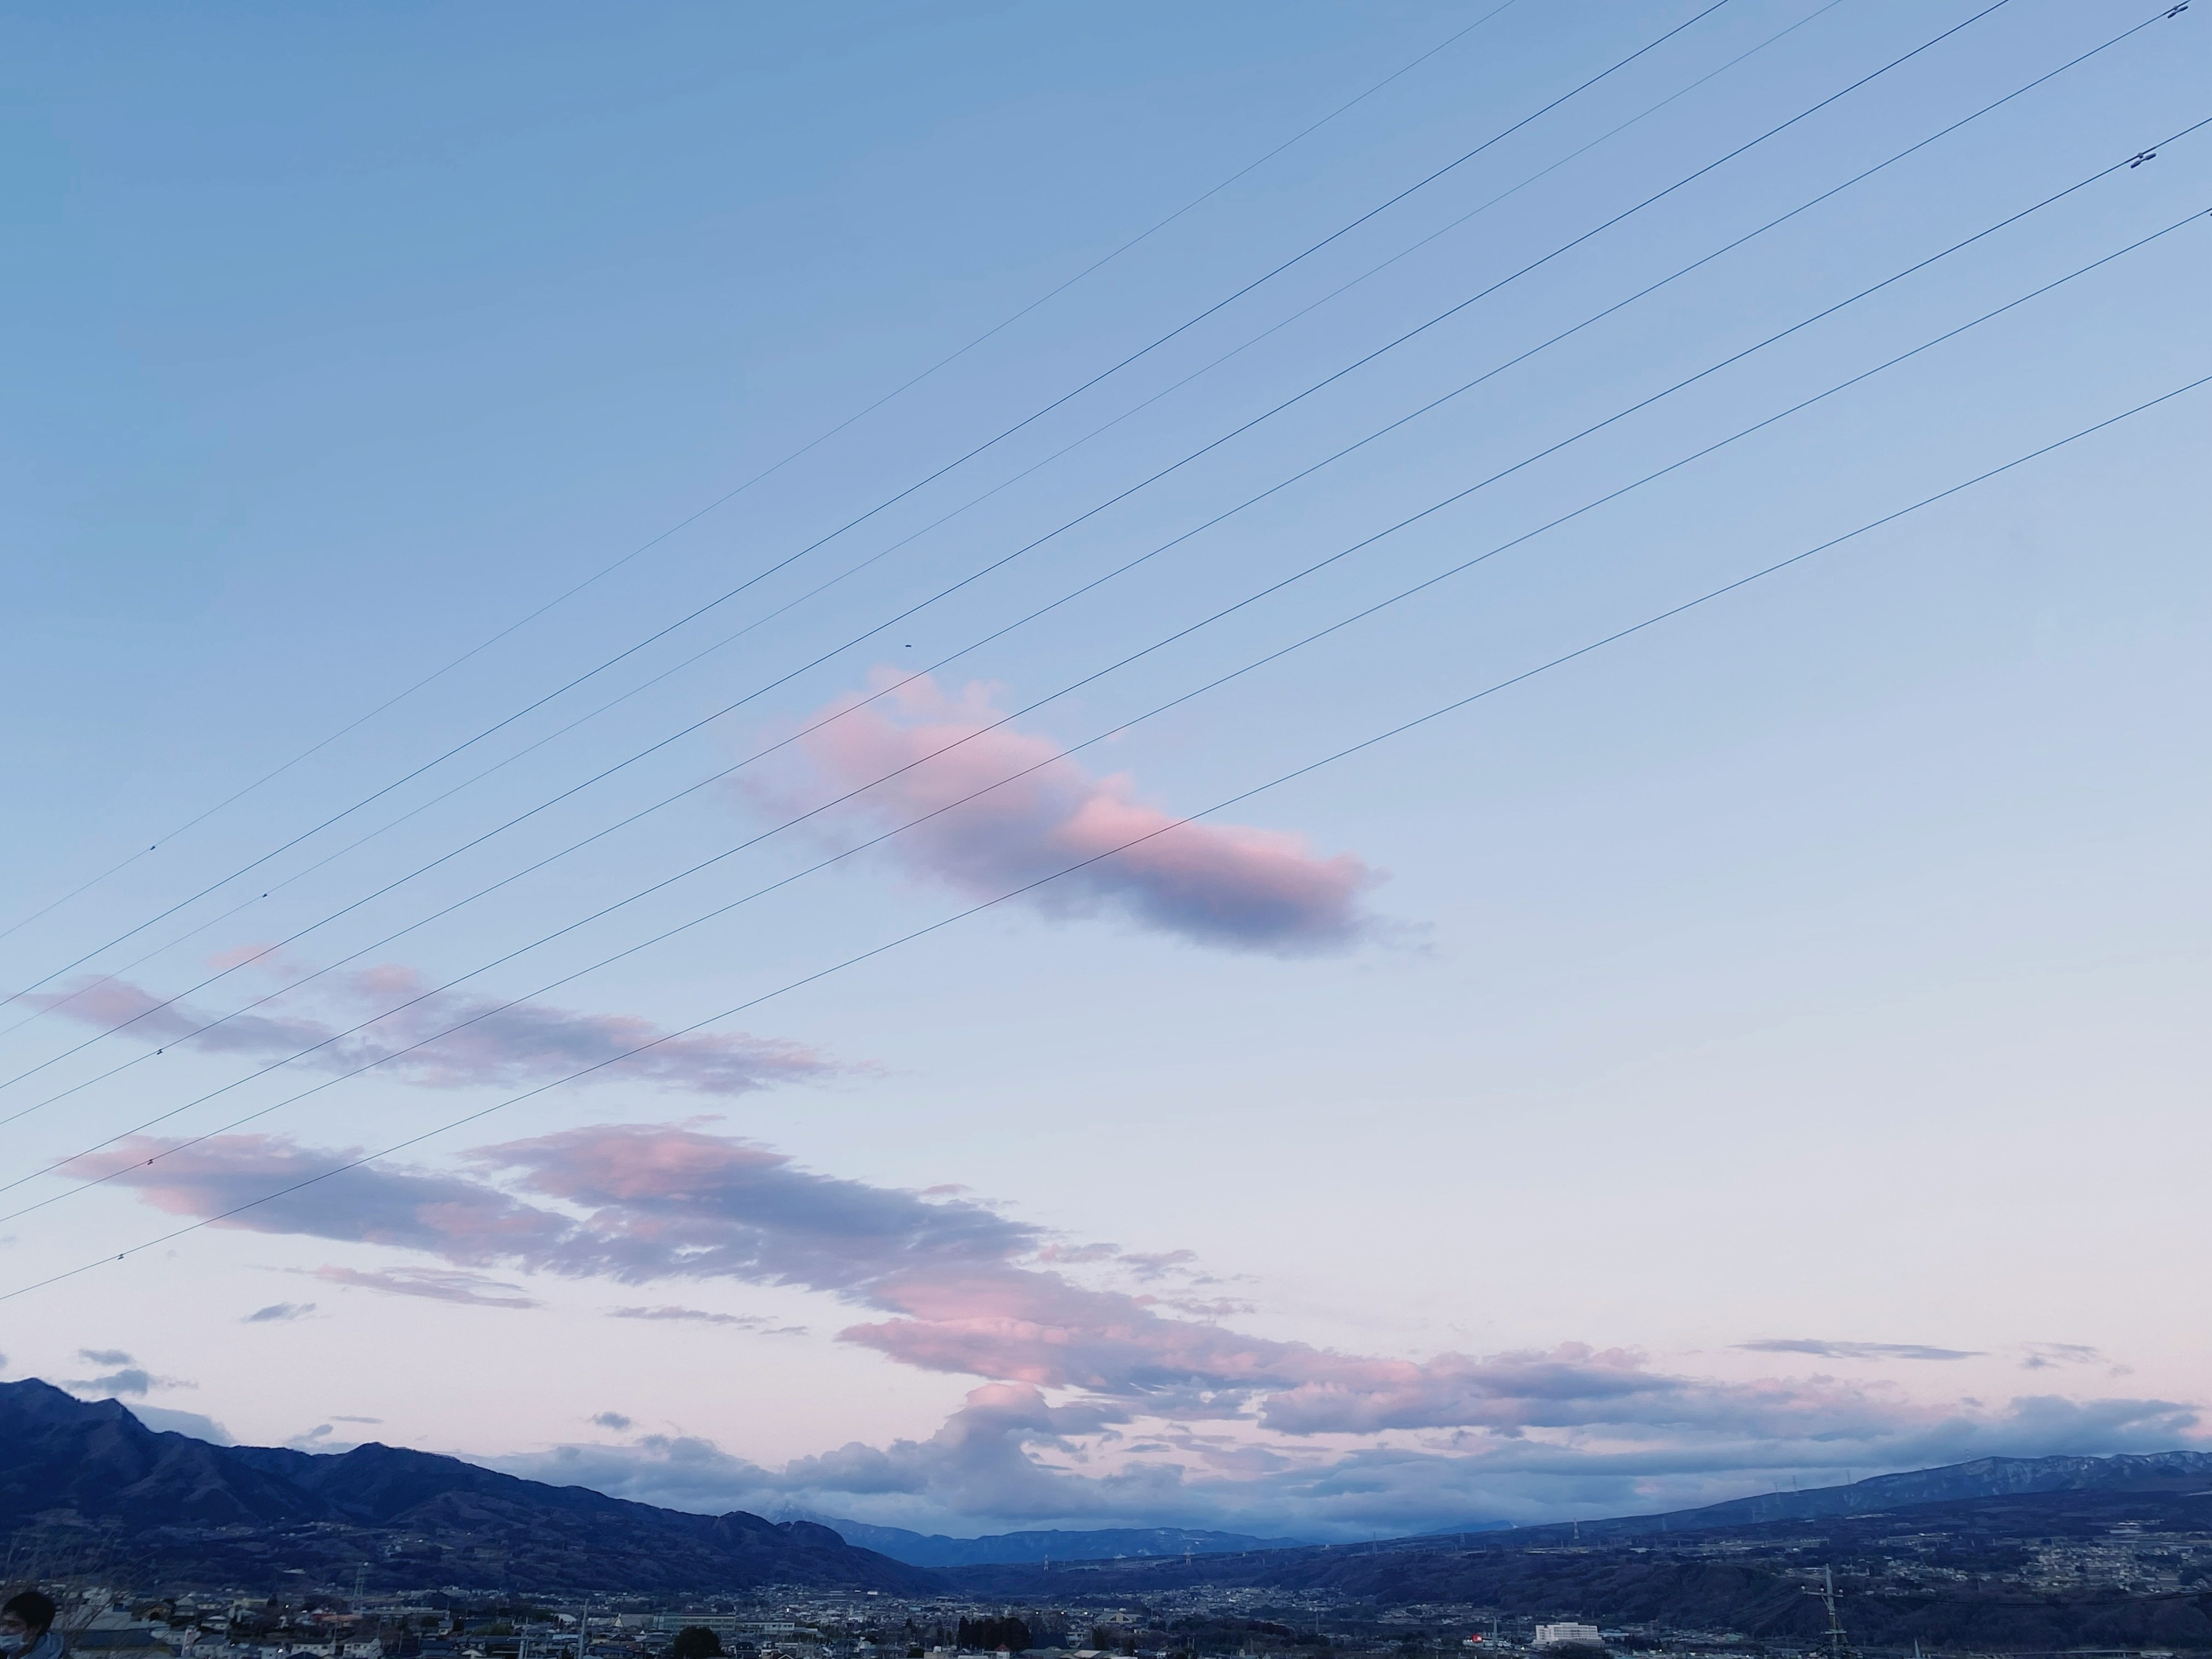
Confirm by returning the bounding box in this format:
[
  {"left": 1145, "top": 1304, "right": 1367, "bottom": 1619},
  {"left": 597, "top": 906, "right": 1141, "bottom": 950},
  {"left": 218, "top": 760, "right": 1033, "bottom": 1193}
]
[{"left": 1805, "top": 1567, "right": 1853, "bottom": 1659}]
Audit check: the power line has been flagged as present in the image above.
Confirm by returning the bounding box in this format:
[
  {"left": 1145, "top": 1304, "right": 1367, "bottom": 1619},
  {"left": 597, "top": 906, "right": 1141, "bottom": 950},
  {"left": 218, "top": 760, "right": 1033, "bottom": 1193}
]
[
  {"left": 11, "top": 198, "right": 2198, "bottom": 1217},
  {"left": 0, "top": 0, "right": 1858, "bottom": 1059},
  {"left": 0, "top": 0, "right": 2032, "bottom": 1104},
  {"left": 0, "top": 0, "right": 1525, "bottom": 954},
  {"left": 9, "top": 363, "right": 2202, "bottom": 1305},
  {"left": 0, "top": 1, "right": 1733, "bottom": 997},
  {"left": 2, "top": 19, "right": 2176, "bottom": 1112}
]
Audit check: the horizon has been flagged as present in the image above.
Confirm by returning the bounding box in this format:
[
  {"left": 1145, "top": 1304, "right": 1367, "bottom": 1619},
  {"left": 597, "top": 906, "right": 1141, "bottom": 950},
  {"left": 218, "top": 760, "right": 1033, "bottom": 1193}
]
[
  {"left": 31, "top": 1378, "right": 2211, "bottom": 1547},
  {"left": 3, "top": 0, "right": 2206, "bottom": 1544}
]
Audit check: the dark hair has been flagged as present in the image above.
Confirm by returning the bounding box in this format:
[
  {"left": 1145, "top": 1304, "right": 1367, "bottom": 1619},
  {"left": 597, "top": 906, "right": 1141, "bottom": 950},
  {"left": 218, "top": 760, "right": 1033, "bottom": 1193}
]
[{"left": 3, "top": 1592, "right": 56, "bottom": 1638}]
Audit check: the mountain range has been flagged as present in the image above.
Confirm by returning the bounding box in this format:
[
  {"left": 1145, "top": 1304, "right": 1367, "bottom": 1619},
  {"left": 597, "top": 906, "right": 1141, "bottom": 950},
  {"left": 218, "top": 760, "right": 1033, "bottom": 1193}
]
[
  {"left": 0, "top": 1378, "right": 934, "bottom": 1594},
  {"left": 13, "top": 1368, "right": 2212, "bottom": 1645},
  {"left": 946, "top": 1451, "right": 2212, "bottom": 1649},
  {"left": 1461, "top": 1448, "right": 2212, "bottom": 1541}
]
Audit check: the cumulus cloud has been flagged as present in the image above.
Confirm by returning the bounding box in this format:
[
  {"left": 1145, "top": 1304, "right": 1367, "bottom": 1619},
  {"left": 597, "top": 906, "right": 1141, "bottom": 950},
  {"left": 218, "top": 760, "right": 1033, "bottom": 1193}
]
[
  {"left": 77, "top": 1124, "right": 2206, "bottom": 1536},
  {"left": 27, "top": 964, "right": 836, "bottom": 1097},
  {"left": 1736, "top": 1339, "right": 1984, "bottom": 1362},
  {"left": 752, "top": 672, "right": 1377, "bottom": 953},
  {"left": 592, "top": 1411, "right": 634, "bottom": 1430}
]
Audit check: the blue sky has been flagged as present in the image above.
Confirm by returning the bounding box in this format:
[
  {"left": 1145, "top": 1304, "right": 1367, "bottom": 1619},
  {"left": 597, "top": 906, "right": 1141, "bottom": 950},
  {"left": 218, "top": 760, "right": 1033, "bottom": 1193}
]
[{"left": 1, "top": 0, "right": 2207, "bottom": 1537}]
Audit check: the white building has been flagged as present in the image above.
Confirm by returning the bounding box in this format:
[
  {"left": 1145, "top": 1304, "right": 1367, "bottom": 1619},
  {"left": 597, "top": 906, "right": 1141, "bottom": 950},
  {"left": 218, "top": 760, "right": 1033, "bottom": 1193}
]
[{"left": 1533, "top": 1626, "right": 1602, "bottom": 1650}]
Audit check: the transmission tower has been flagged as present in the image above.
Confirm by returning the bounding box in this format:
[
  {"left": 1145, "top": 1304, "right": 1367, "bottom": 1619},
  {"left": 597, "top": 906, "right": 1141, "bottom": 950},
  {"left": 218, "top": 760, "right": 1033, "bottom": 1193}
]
[{"left": 1806, "top": 1566, "right": 1854, "bottom": 1659}]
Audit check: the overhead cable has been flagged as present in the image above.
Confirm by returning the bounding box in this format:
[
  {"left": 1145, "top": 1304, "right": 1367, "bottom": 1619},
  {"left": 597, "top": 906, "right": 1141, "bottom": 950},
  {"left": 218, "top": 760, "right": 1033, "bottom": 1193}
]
[
  {"left": 0, "top": 0, "right": 1864, "bottom": 1057},
  {"left": 6, "top": 362, "right": 2204, "bottom": 1306},
  {"left": 0, "top": 0, "right": 2042, "bottom": 1083},
  {"left": 0, "top": 1, "right": 1737, "bottom": 997},
  {"left": 10, "top": 196, "right": 2202, "bottom": 1215},
  {"left": 3, "top": 31, "right": 2187, "bottom": 1116},
  {"left": 0, "top": 0, "right": 1528, "bottom": 952}
]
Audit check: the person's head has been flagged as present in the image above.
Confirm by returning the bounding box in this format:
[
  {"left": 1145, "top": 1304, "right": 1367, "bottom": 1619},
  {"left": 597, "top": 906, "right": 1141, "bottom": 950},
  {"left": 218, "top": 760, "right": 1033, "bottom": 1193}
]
[{"left": 2, "top": 1592, "right": 57, "bottom": 1644}]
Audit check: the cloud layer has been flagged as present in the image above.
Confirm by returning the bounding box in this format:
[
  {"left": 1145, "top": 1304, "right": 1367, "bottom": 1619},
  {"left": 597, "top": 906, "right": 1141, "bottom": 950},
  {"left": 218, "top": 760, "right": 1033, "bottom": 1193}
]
[
  {"left": 757, "top": 672, "right": 1377, "bottom": 953},
  {"left": 75, "top": 1123, "right": 2202, "bottom": 1535},
  {"left": 30, "top": 964, "right": 836, "bottom": 1096}
]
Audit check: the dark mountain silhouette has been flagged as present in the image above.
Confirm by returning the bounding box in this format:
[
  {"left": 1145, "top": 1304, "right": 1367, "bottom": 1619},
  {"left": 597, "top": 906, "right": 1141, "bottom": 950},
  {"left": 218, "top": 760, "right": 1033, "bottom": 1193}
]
[
  {"left": 14, "top": 1369, "right": 2211, "bottom": 1644},
  {"left": 946, "top": 1454, "right": 2212, "bottom": 1649},
  {"left": 1437, "top": 1450, "right": 2212, "bottom": 1543},
  {"left": 791, "top": 1512, "right": 1308, "bottom": 1567},
  {"left": 0, "top": 1378, "right": 937, "bottom": 1594}
]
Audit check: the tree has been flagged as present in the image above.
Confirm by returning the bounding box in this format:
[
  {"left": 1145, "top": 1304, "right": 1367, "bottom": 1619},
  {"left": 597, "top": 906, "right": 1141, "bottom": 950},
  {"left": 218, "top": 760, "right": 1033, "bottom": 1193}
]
[{"left": 672, "top": 1630, "right": 726, "bottom": 1659}]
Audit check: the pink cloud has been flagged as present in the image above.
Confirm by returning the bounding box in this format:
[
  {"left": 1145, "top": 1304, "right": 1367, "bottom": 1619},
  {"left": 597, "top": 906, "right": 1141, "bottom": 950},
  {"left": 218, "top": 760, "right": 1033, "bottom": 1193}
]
[
  {"left": 69, "top": 1130, "right": 1885, "bottom": 1456},
  {"left": 26, "top": 965, "right": 836, "bottom": 1097},
  {"left": 755, "top": 672, "right": 1377, "bottom": 953},
  {"left": 71, "top": 1133, "right": 571, "bottom": 1262},
  {"left": 78, "top": 1122, "right": 2212, "bottom": 1541},
  {"left": 473, "top": 1122, "right": 1039, "bottom": 1291}
]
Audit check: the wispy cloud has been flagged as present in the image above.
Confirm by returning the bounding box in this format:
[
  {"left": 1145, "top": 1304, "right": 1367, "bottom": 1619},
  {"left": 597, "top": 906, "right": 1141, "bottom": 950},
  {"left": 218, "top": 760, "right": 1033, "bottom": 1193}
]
[
  {"left": 28, "top": 965, "right": 838, "bottom": 1097},
  {"left": 753, "top": 672, "right": 1378, "bottom": 954},
  {"left": 313, "top": 1265, "right": 540, "bottom": 1308},
  {"left": 592, "top": 1411, "right": 634, "bottom": 1430},
  {"left": 2020, "top": 1342, "right": 2130, "bottom": 1376},
  {"left": 79, "top": 1126, "right": 2204, "bottom": 1536},
  {"left": 609, "top": 1305, "right": 807, "bottom": 1334},
  {"left": 1736, "top": 1339, "right": 1985, "bottom": 1362},
  {"left": 243, "top": 1301, "right": 316, "bottom": 1323}
]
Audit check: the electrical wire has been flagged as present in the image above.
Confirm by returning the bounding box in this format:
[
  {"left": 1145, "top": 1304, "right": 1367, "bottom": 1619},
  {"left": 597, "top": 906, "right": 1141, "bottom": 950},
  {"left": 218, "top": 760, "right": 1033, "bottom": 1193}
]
[
  {"left": 0, "top": 0, "right": 1858, "bottom": 1056},
  {"left": 0, "top": 0, "right": 2032, "bottom": 1084},
  {"left": 0, "top": 0, "right": 1527, "bottom": 953},
  {"left": 7, "top": 363, "right": 2202, "bottom": 1306},
  {"left": 10, "top": 195, "right": 2200, "bottom": 1218},
  {"left": 2, "top": 21, "right": 2180, "bottom": 1115},
  {"left": 0, "top": 0, "right": 1737, "bottom": 1000}
]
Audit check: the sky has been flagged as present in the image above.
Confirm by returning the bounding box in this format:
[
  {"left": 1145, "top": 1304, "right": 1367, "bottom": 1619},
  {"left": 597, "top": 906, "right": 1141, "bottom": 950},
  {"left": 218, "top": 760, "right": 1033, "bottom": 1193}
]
[{"left": 1, "top": 0, "right": 2208, "bottom": 1540}]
